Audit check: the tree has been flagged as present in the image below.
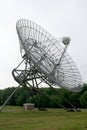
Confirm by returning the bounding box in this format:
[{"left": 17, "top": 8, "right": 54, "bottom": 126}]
[
  {"left": 0, "top": 90, "right": 2, "bottom": 105},
  {"left": 0, "top": 83, "right": 87, "bottom": 108},
  {"left": 69, "top": 93, "right": 80, "bottom": 107},
  {"left": 79, "top": 91, "right": 87, "bottom": 108}
]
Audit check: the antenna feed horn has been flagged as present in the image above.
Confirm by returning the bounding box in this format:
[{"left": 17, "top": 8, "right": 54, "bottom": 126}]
[{"left": 62, "top": 37, "right": 71, "bottom": 45}]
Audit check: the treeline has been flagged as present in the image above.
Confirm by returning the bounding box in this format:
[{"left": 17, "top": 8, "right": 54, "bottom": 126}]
[{"left": 0, "top": 84, "right": 87, "bottom": 108}]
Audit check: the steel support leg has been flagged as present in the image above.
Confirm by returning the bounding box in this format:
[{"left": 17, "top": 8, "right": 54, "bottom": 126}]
[{"left": 0, "top": 85, "right": 20, "bottom": 112}]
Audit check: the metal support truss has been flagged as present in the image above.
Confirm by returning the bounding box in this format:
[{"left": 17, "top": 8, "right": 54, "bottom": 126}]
[{"left": 0, "top": 55, "right": 80, "bottom": 112}]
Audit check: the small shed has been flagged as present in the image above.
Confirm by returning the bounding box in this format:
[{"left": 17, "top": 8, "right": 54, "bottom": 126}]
[{"left": 23, "top": 103, "right": 35, "bottom": 110}]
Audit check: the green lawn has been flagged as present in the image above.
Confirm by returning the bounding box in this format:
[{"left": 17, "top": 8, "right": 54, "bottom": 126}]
[{"left": 0, "top": 106, "right": 87, "bottom": 130}]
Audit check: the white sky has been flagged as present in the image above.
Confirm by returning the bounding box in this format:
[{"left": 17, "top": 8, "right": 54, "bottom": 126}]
[{"left": 0, "top": 0, "right": 87, "bottom": 89}]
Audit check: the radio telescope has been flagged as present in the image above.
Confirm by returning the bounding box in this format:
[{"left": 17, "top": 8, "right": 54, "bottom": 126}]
[{"left": 0, "top": 19, "right": 83, "bottom": 112}]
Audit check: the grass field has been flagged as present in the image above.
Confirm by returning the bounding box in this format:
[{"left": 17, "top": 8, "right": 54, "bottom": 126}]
[{"left": 0, "top": 106, "right": 87, "bottom": 130}]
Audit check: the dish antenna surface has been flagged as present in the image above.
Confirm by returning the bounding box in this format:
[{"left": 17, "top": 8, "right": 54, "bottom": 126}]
[
  {"left": 0, "top": 19, "right": 83, "bottom": 112},
  {"left": 16, "top": 19, "right": 82, "bottom": 92}
]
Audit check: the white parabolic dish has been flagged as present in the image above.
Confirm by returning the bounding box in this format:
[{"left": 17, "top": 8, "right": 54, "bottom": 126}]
[{"left": 16, "top": 19, "right": 83, "bottom": 92}]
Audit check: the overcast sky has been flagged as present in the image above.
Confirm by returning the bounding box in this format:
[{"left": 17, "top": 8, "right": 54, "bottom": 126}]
[{"left": 0, "top": 0, "right": 87, "bottom": 89}]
